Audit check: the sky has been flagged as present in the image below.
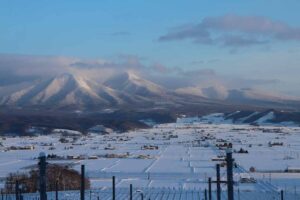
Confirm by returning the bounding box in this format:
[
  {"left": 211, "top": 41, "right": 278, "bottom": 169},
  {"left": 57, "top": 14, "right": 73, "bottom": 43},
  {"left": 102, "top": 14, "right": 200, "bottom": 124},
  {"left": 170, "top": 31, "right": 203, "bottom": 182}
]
[{"left": 1, "top": 0, "right": 300, "bottom": 96}]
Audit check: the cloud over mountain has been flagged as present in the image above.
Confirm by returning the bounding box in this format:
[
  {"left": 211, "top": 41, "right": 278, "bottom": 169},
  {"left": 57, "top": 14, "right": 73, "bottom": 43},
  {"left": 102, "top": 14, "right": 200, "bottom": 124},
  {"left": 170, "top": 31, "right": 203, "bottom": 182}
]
[
  {"left": 0, "top": 53, "right": 291, "bottom": 99},
  {"left": 159, "top": 14, "right": 300, "bottom": 47}
]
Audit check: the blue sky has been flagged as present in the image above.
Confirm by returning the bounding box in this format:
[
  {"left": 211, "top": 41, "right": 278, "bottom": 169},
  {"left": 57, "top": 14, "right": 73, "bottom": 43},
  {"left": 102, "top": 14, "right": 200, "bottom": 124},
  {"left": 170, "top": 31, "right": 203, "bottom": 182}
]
[{"left": 1, "top": 0, "right": 300, "bottom": 95}]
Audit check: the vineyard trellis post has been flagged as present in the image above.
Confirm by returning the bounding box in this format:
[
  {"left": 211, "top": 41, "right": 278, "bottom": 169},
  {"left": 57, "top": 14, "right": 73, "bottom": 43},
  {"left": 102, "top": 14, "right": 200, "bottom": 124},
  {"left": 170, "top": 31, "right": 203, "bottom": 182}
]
[
  {"left": 112, "top": 176, "right": 115, "bottom": 200},
  {"left": 130, "top": 184, "right": 133, "bottom": 200},
  {"left": 80, "top": 165, "right": 85, "bottom": 200},
  {"left": 216, "top": 164, "right": 221, "bottom": 200},
  {"left": 281, "top": 190, "right": 284, "bottom": 200},
  {"left": 55, "top": 179, "right": 58, "bottom": 200},
  {"left": 226, "top": 148, "right": 234, "bottom": 200},
  {"left": 39, "top": 152, "right": 47, "bottom": 200},
  {"left": 15, "top": 180, "right": 19, "bottom": 200},
  {"left": 208, "top": 177, "right": 212, "bottom": 200}
]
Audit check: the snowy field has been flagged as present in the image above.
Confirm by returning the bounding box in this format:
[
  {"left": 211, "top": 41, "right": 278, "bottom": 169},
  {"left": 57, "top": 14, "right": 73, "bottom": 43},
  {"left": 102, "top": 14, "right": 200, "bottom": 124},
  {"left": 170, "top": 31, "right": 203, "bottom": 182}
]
[{"left": 0, "top": 115, "right": 300, "bottom": 199}]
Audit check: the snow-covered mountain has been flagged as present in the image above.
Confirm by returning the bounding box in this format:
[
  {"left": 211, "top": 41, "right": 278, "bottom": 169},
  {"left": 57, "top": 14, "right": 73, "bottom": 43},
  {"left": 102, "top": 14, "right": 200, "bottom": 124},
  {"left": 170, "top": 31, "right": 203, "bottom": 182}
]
[
  {"left": 0, "top": 71, "right": 299, "bottom": 110},
  {"left": 175, "top": 85, "right": 300, "bottom": 106},
  {"left": 0, "top": 72, "right": 163, "bottom": 108},
  {"left": 176, "top": 84, "right": 228, "bottom": 100},
  {"left": 1, "top": 74, "right": 102, "bottom": 106},
  {"left": 104, "top": 71, "right": 166, "bottom": 97}
]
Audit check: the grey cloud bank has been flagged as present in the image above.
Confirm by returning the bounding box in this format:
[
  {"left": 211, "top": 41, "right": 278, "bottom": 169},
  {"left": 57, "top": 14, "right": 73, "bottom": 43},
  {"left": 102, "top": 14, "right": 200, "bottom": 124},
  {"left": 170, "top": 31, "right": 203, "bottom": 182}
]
[
  {"left": 159, "top": 14, "right": 300, "bottom": 47},
  {"left": 0, "top": 53, "right": 286, "bottom": 97}
]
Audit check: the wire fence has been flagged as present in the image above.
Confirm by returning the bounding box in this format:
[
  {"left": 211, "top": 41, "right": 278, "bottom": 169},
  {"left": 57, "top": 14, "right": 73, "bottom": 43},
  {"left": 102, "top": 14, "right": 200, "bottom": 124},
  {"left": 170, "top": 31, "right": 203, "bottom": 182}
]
[{"left": 1, "top": 187, "right": 300, "bottom": 200}]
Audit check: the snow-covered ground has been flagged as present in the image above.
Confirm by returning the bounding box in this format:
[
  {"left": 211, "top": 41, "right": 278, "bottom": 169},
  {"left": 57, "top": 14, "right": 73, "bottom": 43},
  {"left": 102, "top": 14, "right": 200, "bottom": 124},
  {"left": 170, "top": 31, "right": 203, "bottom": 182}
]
[{"left": 1, "top": 116, "right": 300, "bottom": 199}]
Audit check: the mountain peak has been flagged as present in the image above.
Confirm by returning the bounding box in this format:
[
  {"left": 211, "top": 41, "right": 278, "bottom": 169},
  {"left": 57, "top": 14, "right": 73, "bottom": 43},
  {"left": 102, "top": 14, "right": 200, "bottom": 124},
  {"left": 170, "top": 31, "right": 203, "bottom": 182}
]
[
  {"left": 124, "top": 71, "right": 141, "bottom": 80},
  {"left": 104, "top": 71, "right": 165, "bottom": 96}
]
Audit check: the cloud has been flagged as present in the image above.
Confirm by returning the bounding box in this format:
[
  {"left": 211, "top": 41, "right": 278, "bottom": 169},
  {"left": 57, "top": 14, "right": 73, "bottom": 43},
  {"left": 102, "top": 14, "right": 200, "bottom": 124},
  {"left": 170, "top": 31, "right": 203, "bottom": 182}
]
[
  {"left": 224, "top": 77, "right": 281, "bottom": 89},
  {"left": 149, "top": 63, "right": 171, "bottom": 74},
  {"left": 219, "top": 35, "right": 267, "bottom": 47},
  {"left": 0, "top": 54, "right": 76, "bottom": 77},
  {"left": 159, "top": 14, "right": 300, "bottom": 47},
  {"left": 0, "top": 53, "right": 289, "bottom": 96},
  {"left": 0, "top": 54, "right": 179, "bottom": 84}
]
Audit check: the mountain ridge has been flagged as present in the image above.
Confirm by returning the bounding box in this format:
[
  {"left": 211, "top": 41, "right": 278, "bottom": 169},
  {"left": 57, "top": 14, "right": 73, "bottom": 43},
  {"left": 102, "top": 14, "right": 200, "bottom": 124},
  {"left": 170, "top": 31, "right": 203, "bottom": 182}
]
[{"left": 0, "top": 71, "right": 299, "bottom": 111}]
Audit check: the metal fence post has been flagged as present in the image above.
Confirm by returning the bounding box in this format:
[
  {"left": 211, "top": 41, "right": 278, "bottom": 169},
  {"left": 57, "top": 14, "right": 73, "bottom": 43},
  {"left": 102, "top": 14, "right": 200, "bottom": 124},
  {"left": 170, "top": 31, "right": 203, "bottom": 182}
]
[
  {"left": 216, "top": 164, "right": 221, "bottom": 200},
  {"left": 281, "top": 190, "right": 284, "bottom": 200},
  {"left": 39, "top": 152, "right": 47, "bottom": 200},
  {"left": 80, "top": 165, "right": 85, "bottom": 200},
  {"left": 226, "top": 148, "right": 234, "bottom": 200}
]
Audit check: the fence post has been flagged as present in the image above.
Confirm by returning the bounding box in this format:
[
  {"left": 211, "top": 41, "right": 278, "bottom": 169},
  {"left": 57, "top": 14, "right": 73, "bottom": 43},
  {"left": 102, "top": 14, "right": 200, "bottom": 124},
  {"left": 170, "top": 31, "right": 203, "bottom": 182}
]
[
  {"left": 80, "top": 165, "right": 85, "bottom": 200},
  {"left": 15, "top": 180, "right": 19, "bottom": 200},
  {"left": 140, "top": 193, "right": 144, "bottom": 200},
  {"left": 216, "top": 164, "right": 221, "bottom": 200},
  {"left": 281, "top": 190, "right": 284, "bottom": 200},
  {"left": 208, "top": 177, "right": 212, "bottom": 200},
  {"left": 204, "top": 188, "right": 207, "bottom": 200},
  {"left": 130, "top": 184, "right": 133, "bottom": 200},
  {"left": 55, "top": 179, "right": 58, "bottom": 200},
  {"left": 39, "top": 152, "right": 47, "bottom": 200},
  {"left": 112, "top": 176, "right": 115, "bottom": 200},
  {"left": 226, "top": 148, "right": 234, "bottom": 200}
]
